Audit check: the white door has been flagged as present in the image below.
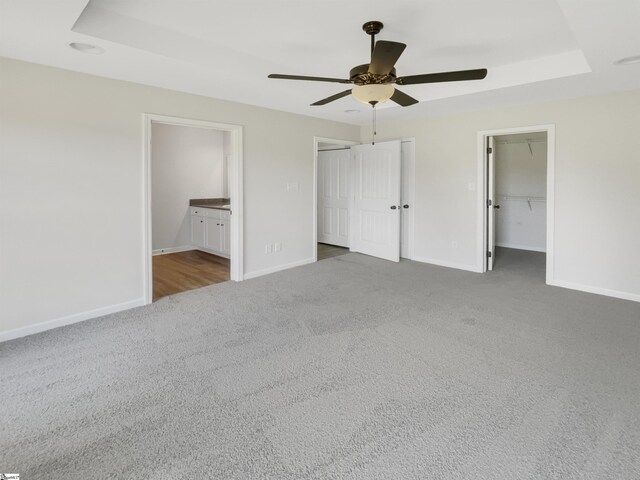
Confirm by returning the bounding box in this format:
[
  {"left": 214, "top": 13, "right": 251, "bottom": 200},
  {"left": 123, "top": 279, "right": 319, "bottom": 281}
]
[
  {"left": 400, "top": 139, "right": 415, "bottom": 259},
  {"left": 487, "top": 136, "right": 496, "bottom": 270},
  {"left": 350, "top": 140, "right": 402, "bottom": 262},
  {"left": 317, "top": 149, "right": 351, "bottom": 247}
]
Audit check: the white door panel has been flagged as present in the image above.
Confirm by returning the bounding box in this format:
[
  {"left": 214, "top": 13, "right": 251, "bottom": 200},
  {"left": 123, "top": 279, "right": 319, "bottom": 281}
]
[
  {"left": 317, "top": 149, "right": 350, "bottom": 247},
  {"left": 350, "top": 140, "right": 401, "bottom": 262},
  {"left": 338, "top": 208, "right": 349, "bottom": 237}
]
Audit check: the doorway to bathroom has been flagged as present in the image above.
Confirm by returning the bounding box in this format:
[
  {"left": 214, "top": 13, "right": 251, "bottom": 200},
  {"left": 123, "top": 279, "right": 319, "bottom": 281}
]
[{"left": 143, "top": 115, "right": 244, "bottom": 302}]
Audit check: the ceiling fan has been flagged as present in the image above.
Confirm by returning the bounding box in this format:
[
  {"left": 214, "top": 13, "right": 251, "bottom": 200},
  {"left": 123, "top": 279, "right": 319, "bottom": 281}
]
[{"left": 268, "top": 21, "right": 488, "bottom": 107}]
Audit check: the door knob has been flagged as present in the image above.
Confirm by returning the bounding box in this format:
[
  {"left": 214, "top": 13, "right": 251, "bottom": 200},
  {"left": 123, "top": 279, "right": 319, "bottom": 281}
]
[
  {"left": 390, "top": 205, "right": 397, "bottom": 210},
  {"left": 403, "top": 204, "right": 409, "bottom": 209},
  {"left": 494, "top": 205, "right": 500, "bottom": 209}
]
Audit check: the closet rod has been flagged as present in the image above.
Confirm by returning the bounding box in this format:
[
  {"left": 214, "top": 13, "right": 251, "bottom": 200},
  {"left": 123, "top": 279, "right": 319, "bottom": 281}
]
[{"left": 497, "top": 194, "right": 546, "bottom": 201}]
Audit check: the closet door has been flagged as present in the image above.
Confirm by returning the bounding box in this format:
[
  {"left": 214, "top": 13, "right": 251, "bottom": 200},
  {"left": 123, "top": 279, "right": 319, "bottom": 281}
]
[{"left": 317, "top": 149, "right": 350, "bottom": 247}]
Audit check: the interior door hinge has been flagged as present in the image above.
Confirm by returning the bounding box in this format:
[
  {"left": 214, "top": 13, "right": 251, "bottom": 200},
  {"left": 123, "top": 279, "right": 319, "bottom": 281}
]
[
  {"left": 487, "top": 199, "right": 492, "bottom": 208},
  {"left": 487, "top": 147, "right": 493, "bottom": 154},
  {"left": 487, "top": 251, "right": 492, "bottom": 258}
]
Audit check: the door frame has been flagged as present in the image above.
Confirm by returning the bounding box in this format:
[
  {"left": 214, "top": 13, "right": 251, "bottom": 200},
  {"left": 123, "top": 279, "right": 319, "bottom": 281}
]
[
  {"left": 477, "top": 124, "right": 555, "bottom": 283},
  {"left": 312, "top": 136, "right": 359, "bottom": 262},
  {"left": 400, "top": 137, "right": 416, "bottom": 261},
  {"left": 312, "top": 136, "right": 416, "bottom": 262},
  {"left": 142, "top": 114, "right": 244, "bottom": 305},
  {"left": 486, "top": 135, "right": 496, "bottom": 271}
]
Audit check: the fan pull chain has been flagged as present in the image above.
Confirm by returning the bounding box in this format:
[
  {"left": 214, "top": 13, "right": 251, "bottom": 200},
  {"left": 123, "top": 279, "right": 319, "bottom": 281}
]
[{"left": 372, "top": 104, "right": 377, "bottom": 145}]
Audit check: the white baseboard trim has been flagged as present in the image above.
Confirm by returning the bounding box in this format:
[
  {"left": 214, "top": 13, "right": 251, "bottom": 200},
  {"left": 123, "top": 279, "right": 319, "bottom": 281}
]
[
  {"left": 496, "top": 243, "right": 546, "bottom": 253},
  {"left": 412, "top": 256, "right": 482, "bottom": 273},
  {"left": 547, "top": 279, "right": 640, "bottom": 303},
  {"left": 244, "top": 257, "right": 315, "bottom": 280},
  {"left": 318, "top": 240, "right": 350, "bottom": 248},
  {"left": 195, "top": 247, "right": 230, "bottom": 259},
  {"left": 152, "top": 246, "right": 196, "bottom": 256},
  {"left": 0, "top": 298, "right": 145, "bottom": 343},
  {"left": 152, "top": 246, "right": 230, "bottom": 260}
]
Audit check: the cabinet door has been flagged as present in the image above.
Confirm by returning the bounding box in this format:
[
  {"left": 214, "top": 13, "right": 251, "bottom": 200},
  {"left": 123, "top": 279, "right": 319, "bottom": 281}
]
[
  {"left": 205, "top": 218, "right": 222, "bottom": 252},
  {"left": 220, "top": 220, "right": 231, "bottom": 255},
  {"left": 191, "top": 216, "right": 205, "bottom": 246}
]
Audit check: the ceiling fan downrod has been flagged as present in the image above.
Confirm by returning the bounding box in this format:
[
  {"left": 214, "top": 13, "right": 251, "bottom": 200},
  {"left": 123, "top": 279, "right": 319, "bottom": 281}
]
[{"left": 362, "top": 21, "right": 384, "bottom": 58}]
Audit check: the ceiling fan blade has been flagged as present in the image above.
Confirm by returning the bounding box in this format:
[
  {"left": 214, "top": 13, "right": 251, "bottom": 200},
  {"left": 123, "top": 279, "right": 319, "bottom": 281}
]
[
  {"left": 397, "top": 68, "right": 488, "bottom": 85},
  {"left": 390, "top": 88, "right": 419, "bottom": 107},
  {"left": 268, "top": 74, "right": 351, "bottom": 84},
  {"left": 368, "top": 41, "right": 407, "bottom": 75},
  {"left": 311, "top": 89, "right": 353, "bottom": 106}
]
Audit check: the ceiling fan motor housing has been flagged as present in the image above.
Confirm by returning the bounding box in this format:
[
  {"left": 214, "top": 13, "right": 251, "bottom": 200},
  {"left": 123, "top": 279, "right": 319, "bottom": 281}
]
[{"left": 350, "top": 64, "right": 397, "bottom": 85}]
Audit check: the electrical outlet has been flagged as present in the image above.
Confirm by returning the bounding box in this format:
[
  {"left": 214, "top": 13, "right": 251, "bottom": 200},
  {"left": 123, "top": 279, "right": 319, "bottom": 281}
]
[
  {"left": 274, "top": 242, "right": 282, "bottom": 252},
  {"left": 286, "top": 181, "right": 299, "bottom": 192},
  {"left": 265, "top": 244, "right": 271, "bottom": 254}
]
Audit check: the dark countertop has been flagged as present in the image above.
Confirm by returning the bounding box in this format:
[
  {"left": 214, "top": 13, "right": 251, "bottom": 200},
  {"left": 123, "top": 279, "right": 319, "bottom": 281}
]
[
  {"left": 189, "top": 198, "right": 231, "bottom": 211},
  {"left": 191, "top": 204, "right": 230, "bottom": 211}
]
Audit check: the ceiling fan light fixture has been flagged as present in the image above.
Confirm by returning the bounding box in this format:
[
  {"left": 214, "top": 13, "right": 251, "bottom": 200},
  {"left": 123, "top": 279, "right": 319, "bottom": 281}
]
[{"left": 352, "top": 84, "right": 394, "bottom": 105}]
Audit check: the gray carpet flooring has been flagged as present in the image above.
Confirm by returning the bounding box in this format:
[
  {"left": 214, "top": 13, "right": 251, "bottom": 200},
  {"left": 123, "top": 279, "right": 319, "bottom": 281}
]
[{"left": 2, "top": 251, "right": 640, "bottom": 479}]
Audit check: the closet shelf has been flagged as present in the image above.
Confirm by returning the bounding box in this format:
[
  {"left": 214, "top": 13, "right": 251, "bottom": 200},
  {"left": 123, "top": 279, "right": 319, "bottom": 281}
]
[
  {"left": 496, "top": 194, "right": 545, "bottom": 211},
  {"left": 496, "top": 194, "right": 546, "bottom": 202}
]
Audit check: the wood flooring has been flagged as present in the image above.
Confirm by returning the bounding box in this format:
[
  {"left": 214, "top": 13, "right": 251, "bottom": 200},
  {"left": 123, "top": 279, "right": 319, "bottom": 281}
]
[
  {"left": 153, "top": 250, "right": 230, "bottom": 301},
  {"left": 317, "top": 243, "right": 350, "bottom": 261}
]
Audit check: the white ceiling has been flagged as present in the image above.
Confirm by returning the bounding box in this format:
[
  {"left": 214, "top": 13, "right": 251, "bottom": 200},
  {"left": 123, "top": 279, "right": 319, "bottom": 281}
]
[{"left": 1, "top": 0, "right": 639, "bottom": 125}]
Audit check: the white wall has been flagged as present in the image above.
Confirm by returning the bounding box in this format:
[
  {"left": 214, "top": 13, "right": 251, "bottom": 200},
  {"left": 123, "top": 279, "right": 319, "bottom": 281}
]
[
  {"left": 151, "top": 123, "right": 224, "bottom": 251},
  {"left": 495, "top": 139, "right": 547, "bottom": 252},
  {"left": 222, "top": 131, "right": 232, "bottom": 198},
  {"left": 364, "top": 89, "right": 640, "bottom": 301},
  {"left": 0, "top": 57, "right": 359, "bottom": 338}
]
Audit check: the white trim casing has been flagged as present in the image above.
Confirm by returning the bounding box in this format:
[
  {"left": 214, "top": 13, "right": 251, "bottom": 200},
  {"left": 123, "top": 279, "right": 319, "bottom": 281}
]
[
  {"left": 243, "top": 258, "right": 315, "bottom": 280},
  {"left": 312, "top": 137, "right": 359, "bottom": 262},
  {"left": 401, "top": 138, "right": 416, "bottom": 260},
  {"left": 0, "top": 298, "right": 145, "bottom": 343},
  {"left": 143, "top": 114, "right": 244, "bottom": 305},
  {"left": 477, "top": 124, "right": 555, "bottom": 283}
]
